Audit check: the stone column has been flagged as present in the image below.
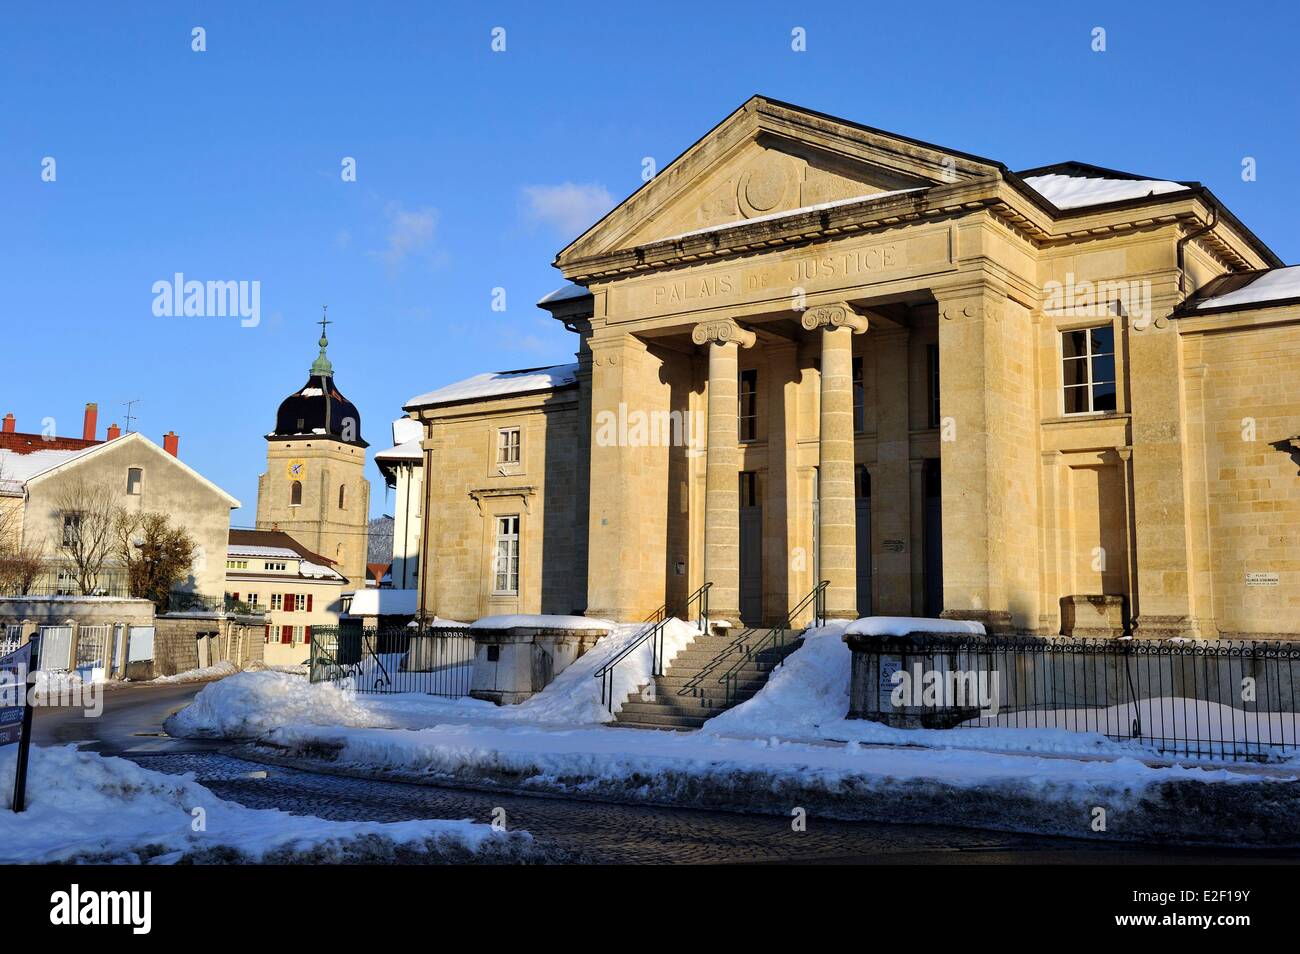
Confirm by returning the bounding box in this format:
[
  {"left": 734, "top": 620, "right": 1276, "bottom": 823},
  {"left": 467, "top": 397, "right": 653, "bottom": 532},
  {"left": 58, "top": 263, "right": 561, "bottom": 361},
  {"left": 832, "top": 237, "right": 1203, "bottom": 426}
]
[
  {"left": 692, "top": 319, "right": 756, "bottom": 623},
  {"left": 802, "top": 304, "right": 869, "bottom": 619}
]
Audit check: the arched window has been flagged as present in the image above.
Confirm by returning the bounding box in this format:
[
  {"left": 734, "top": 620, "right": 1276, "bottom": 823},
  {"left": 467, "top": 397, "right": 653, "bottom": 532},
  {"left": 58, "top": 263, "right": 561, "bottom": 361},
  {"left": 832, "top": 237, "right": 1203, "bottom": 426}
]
[
  {"left": 338, "top": 484, "right": 346, "bottom": 509},
  {"left": 290, "top": 480, "right": 302, "bottom": 506}
]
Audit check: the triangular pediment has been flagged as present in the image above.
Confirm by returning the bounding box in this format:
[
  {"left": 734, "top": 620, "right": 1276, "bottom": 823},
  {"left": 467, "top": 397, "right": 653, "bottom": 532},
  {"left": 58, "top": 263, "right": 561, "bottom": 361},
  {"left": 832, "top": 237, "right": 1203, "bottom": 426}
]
[{"left": 556, "top": 96, "right": 1005, "bottom": 268}]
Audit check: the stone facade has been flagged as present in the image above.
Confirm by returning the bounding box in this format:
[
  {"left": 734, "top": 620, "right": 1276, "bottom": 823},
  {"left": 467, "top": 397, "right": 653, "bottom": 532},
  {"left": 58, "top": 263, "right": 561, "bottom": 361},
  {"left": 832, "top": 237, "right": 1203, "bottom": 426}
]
[{"left": 408, "top": 96, "right": 1300, "bottom": 640}]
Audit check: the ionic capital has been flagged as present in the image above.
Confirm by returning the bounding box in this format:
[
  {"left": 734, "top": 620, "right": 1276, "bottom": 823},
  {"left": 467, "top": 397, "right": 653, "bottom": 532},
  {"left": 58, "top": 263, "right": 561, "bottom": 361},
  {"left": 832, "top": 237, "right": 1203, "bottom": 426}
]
[
  {"left": 800, "top": 304, "right": 868, "bottom": 334},
  {"left": 691, "top": 318, "right": 757, "bottom": 348}
]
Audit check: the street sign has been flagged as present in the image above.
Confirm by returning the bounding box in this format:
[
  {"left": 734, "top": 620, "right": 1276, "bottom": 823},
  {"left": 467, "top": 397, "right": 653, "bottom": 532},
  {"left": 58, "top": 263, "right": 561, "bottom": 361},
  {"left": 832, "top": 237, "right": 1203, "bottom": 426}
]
[{"left": 0, "top": 638, "right": 37, "bottom": 812}]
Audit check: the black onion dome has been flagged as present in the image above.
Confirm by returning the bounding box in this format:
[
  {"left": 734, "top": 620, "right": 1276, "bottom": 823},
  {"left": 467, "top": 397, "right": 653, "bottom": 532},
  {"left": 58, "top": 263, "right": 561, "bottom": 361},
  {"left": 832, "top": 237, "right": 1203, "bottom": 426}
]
[
  {"left": 269, "top": 323, "right": 366, "bottom": 446},
  {"left": 270, "top": 373, "right": 367, "bottom": 447}
]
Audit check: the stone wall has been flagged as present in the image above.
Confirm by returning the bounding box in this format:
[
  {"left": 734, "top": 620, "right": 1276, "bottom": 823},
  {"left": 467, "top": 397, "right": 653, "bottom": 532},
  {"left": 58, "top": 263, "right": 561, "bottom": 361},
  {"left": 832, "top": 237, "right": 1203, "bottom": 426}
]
[{"left": 153, "top": 613, "right": 266, "bottom": 677}]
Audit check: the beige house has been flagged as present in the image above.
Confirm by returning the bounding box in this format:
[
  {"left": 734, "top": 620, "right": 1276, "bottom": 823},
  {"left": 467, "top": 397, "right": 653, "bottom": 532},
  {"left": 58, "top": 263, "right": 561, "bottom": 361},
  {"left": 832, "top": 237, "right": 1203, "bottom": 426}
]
[
  {"left": 374, "top": 416, "right": 423, "bottom": 591},
  {"left": 224, "top": 528, "right": 346, "bottom": 666},
  {"left": 0, "top": 419, "right": 238, "bottom": 597},
  {"left": 406, "top": 96, "right": 1300, "bottom": 640}
]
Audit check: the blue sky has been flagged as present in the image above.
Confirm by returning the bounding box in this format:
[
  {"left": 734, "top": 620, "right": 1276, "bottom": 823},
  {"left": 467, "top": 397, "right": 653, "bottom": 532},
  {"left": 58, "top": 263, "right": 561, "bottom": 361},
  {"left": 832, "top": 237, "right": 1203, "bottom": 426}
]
[{"left": 3, "top": 0, "right": 1298, "bottom": 521}]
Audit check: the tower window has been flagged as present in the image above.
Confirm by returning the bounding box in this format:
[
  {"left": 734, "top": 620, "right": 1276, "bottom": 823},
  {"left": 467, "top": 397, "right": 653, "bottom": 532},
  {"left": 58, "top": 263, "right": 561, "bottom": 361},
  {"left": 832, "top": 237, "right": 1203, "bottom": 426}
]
[
  {"left": 126, "top": 467, "right": 143, "bottom": 495},
  {"left": 927, "top": 344, "right": 940, "bottom": 428},
  {"left": 338, "top": 484, "right": 346, "bottom": 509},
  {"left": 290, "top": 480, "right": 303, "bottom": 506}
]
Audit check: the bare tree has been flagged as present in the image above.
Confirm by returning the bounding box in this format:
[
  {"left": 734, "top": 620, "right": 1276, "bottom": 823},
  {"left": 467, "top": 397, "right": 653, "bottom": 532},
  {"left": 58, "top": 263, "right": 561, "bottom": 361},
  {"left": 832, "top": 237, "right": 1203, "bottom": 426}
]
[
  {"left": 0, "top": 462, "right": 47, "bottom": 595},
  {"left": 52, "top": 478, "right": 117, "bottom": 595}
]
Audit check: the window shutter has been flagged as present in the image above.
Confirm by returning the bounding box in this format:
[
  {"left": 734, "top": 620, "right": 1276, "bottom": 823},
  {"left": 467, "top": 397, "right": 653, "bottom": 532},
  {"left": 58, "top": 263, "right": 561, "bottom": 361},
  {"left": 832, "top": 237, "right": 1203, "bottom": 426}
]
[
  {"left": 284, "top": 595, "right": 293, "bottom": 613},
  {"left": 280, "top": 625, "right": 292, "bottom": 644},
  {"left": 304, "top": 626, "right": 312, "bottom": 644},
  {"left": 307, "top": 594, "right": 313, "bottom": 612},
  {"left": 264, "top": 624, "right": 270, "bottom": 642}
]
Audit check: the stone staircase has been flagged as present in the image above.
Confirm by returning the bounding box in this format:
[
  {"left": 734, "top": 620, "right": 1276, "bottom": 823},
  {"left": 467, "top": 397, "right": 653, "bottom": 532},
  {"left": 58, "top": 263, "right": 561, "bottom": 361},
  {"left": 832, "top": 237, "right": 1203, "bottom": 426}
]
[{"left": 613, "top": 627, "right": 803, "bottom": 730}]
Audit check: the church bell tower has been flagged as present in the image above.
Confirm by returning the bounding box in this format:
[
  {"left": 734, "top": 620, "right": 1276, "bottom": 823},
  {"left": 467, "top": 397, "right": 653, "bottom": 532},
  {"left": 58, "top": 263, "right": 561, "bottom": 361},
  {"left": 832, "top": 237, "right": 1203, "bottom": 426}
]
[{"left": 256, "top": 311, "right": 370, "bottom": 589}]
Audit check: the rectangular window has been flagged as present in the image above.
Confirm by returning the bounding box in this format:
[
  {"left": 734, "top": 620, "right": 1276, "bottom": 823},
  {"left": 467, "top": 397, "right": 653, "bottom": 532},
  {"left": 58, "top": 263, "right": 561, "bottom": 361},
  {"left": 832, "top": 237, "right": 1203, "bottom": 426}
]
[
  {"left": 1061, "top": 326, "right": 1117, "bottom": 414},
  {"left": 247, "top": 593, "right": 259, "bottom": 609},
  {"left": 62, "top": 513, "right": 80, "bottom": 547},
  {"left": 226, "top": 559, "right": 249, "bottom": 570},
  {"left": 126, "top": 467, "right": 143, "bottom": 495},
  {"left": 497, "top": 427, "right": 520, "bottom": 464},
  {"left": 852, "top": 357, "right": 865, "bottom": 433},
  {"left": 739, "top": 369, "right": 758, "bottom": 442},
  {"left": 739, "top": 472, "right": 759, "bottom": 508},
  {"left": 927, "top": 344, "right": 941, "bottom": 428},
  {"left": 270, "top": 594, "right": 283, "bottom": 611},
  {"left": 494, "top": 515, "right": 520, "bottom": 594},
  {"left": 263, "top": 561, "right": 286, "bottom": 572}
]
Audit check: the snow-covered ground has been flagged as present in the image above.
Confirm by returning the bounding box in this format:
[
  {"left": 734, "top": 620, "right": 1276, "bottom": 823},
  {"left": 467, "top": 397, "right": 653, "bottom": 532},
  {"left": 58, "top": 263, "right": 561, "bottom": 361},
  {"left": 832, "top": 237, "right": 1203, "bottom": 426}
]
[{"left": 0, "top": 744, "right": 535, "bottom": 864}]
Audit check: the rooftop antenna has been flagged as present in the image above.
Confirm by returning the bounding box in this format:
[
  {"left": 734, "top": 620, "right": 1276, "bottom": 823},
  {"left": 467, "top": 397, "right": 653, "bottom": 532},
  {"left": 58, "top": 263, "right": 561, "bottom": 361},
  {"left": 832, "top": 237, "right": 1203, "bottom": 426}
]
[{"left": 122, "top": 399, "right": 141, "bottom": 434}]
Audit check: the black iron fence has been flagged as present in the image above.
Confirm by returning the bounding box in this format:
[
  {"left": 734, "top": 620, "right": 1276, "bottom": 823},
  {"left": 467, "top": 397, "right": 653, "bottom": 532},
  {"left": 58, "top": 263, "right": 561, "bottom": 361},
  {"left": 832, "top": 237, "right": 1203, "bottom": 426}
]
[
  {"left": 309, "top": 623, "right": 475, "bottom": 697},
  {"left": 850, "top": 632, "right": 1300, "bottom": 762}
]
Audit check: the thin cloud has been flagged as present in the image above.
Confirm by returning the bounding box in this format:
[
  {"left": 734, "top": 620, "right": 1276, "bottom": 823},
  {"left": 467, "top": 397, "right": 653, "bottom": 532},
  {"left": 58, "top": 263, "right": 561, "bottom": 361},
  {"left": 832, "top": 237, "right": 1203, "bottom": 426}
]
[
  {"left": 521, "top": 182, "right": 614, "bottom": 238},
  {"left": 370, "top": 202, "right": 438, "bottom": 271}
]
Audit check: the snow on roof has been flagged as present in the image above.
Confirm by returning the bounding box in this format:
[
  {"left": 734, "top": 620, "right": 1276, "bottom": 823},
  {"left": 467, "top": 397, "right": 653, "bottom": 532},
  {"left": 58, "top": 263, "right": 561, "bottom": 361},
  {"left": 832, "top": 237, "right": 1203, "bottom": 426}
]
[
  {"left": 470, "top": 613, "right": 613, "bottom": 631},
  {"left": 227, "top": 545, "right": 300, "bottom": 559},
  {"left": 0, "top": 446, "right": 90, "bottom": 493},
  {"left": 405, "top": 363, "right": 579, "bottom": 409},
  {"left": 665, "top": 188, "right": 927, "bottom": 241},
  {"left": 374, "top": 439, "right": 422, "bottom": 462},
  {"left": 844, "top": 616, "right": 986, "bottom": 637},
  {"left": 347, "top": 588, "right": 419, "bottom": 616},
  {"left": 538, "top": 283, "right": 591, "bottom": 305},
  {"left": 1195, "top": 265, "right": 1300, "bottom": 311},
  {"left": 1021, "top": 173, "right": 1189, "bottom": 210}
]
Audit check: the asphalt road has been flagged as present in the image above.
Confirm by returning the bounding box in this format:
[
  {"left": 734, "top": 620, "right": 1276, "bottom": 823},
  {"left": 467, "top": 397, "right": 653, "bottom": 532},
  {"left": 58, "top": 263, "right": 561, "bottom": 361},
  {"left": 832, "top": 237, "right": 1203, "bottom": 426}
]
[{"left": 31, "top": 681, "right": 1300, "bottom": 864}]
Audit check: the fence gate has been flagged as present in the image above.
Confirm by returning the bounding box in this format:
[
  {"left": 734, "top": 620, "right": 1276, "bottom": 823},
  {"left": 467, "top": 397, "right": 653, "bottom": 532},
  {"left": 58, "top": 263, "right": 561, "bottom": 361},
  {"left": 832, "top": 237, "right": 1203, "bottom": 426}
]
[
  {"left": 38, "top": 625, "right": 74, "bottom": 671},
  {"left": 76, "top": 624, "right": 111, "bottom": 681}
]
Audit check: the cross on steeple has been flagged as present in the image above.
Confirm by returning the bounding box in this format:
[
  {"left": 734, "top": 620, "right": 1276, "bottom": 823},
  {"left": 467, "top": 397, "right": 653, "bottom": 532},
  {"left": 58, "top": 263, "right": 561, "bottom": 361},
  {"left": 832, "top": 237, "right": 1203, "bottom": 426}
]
[{"left": 311, "top": 306, "right": 334, "bottom": 376}]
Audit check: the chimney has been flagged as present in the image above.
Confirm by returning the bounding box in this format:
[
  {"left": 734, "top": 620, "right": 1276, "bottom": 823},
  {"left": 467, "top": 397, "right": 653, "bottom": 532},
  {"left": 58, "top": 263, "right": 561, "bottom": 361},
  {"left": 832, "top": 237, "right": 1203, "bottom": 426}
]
[
  {"left": 163, "top": 431, "right": 179, "bottom": 457},
  {"left": 1, "top": 413, "right": 14, "bottom": 433},
  {"left": 106, "top": 423, "right": 122, "bottom": 440},
  {"left": 82, "top": 403, "right": 98, "bottom": 441}
]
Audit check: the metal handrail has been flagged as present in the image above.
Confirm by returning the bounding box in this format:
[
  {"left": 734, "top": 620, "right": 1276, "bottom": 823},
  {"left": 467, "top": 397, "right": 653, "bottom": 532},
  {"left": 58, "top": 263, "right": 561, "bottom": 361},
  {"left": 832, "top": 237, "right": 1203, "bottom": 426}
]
[
  {"left": 593, "top": 582, "right": 712, "bottom": 712},
  {"left": 717, "top": 580, "right": 829, "bottom": 706}
]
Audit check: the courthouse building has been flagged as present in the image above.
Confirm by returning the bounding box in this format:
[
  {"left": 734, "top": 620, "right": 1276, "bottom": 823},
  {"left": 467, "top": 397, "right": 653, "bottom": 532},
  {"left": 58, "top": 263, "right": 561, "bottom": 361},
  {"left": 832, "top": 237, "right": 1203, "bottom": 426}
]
[{"left": 406, "top": 96, "right": 1300, "bottom": 640}]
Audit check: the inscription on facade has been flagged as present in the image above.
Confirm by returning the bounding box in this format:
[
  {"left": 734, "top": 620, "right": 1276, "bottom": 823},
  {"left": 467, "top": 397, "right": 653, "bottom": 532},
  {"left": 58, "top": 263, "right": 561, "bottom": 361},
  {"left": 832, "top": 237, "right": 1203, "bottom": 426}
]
[{"left": 650, "top": 242, "right": 904, "bottom": 308}]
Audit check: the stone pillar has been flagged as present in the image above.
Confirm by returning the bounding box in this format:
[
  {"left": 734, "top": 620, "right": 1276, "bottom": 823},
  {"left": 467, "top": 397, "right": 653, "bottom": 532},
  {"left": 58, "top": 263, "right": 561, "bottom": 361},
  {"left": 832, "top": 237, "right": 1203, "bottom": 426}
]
[
  {"left": 692, "top": 319, "right": 756, "bottom": 623},
  {"left": 802, "top": 304, "right": 869, "bottom": 619}
]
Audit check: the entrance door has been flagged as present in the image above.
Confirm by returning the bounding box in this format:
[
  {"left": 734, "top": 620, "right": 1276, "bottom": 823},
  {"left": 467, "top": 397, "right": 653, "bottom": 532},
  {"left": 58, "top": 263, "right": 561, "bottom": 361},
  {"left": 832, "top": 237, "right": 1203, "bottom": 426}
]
[
  {"left": 855, "top": 466, "right": 872, "bottom": 617},
  {"left": 739, "top": 472, "right": 762, "bottom": 627},
  {"left": 923, "top": 459, "right": 943, "bottom": 617}
]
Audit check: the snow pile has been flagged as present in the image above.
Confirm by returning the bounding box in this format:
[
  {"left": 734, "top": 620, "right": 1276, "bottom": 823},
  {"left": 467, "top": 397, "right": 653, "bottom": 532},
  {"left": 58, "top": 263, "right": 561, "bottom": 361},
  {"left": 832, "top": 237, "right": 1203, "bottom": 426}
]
[
  {"left": 1022, "top": 173, "right": 1188, "bottom": 210},
  {"left": 0, "top": 745, "right": 531, "bottom": 864},
  {"left": 844, "top": 616, "right": 985, "bottom": 637},
  {"left": 167, "top": 671, "right": 379, "bottom": 739},
  {"left": 152, "top": 661, "right": 239, "bottom": 684}
]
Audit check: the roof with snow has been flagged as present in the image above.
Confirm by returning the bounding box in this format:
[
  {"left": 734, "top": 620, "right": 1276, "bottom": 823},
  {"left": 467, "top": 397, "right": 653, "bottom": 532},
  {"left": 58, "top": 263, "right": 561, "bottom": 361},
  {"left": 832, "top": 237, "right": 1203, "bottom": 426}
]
[
  {"left": 226, "top": 528, "right": 345, "bottom": 582},
  {"left": 0, "top": 431, "right": 239, "bottom": 506},
  {"left": 1017, "top": 167, "right": 1190, "bottom": 211},
  {"left": 346, "top": 587, "right": 418, "bottom": 617},
  {"left": 404, "top": 363, "right": 579, "bottom": 410},
  {"left": 537, "top": 283, "right": 591, "bottom": 306},
  {"left": 1177, "top": 265, "right": 1300, "bottom": 316}
]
